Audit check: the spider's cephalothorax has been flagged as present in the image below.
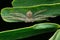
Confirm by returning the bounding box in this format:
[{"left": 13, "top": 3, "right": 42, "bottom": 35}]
[{"left": 4, "top": 9, "right": 56, "bottom": 22}]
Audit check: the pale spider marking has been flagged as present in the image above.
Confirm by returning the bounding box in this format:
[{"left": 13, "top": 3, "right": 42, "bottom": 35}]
[{"left": 3, "top": 9, "right": 56, "bottom": 22}]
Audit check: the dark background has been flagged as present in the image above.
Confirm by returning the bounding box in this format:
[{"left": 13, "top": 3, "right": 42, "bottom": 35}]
[{"left": 0, "top": 0, "right": 60, "bottom": 40}]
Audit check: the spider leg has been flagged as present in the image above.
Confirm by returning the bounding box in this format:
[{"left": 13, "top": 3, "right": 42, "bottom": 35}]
[
  {"left": 34, "top": 17, "right": 48, "bottom": 21},
  {"left": 34, "top": 9, "right": 47, "bottom": 16},
  {"left": 9, "top": 13, "right": 26, "bottom": 18},
  {"left": 3, "top": 16, "right": 26, "bottom": 21},
  {"left": 34, "top": 14, "right": 56, "bottom": 18},
  {"left": 34, "top": 15, "right": 45, "bottom": 18},
  {"left": 33, "top": 15, "right": 56, "bottom": 21}
]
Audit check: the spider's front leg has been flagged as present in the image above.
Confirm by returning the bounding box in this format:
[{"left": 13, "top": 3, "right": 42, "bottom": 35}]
[
  {"left": 9, "top": 13, "right": 26, "bottom": 18},
  {"left": 3, "top": 16, "right": 26, "bottom": 21},
  {"left": 34, "top": 9, "right": 47, "bottom": 16},
  {"left": 3, "top": 13, "right": 27, "bottom": 22}
]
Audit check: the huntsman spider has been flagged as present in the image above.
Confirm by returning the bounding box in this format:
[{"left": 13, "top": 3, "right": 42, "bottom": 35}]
[{"left": 4, "top": 9, "right": 56, "bottom": 22}]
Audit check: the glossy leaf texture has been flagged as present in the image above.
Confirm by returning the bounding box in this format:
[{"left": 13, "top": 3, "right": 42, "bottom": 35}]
[
  {"left": 0, "top": 23, "right": 59, "bottom": 40},
  {"left": 12, "top": 0, "right": 60, "bottom": 7},
  {"left": 49, "top": 29, "right": 60, "bottom": 40},
  {"left": 1, "top": 4, "right": 60, "bottom": 22}
]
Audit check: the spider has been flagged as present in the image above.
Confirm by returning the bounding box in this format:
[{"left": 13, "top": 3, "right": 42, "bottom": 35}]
[{"left": 3, "top": 9, "right": 56, "bottom": 23}]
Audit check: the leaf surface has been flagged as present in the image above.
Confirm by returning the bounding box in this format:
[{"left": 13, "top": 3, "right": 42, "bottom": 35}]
[
  {"left": 0, "top": 23, "right": 59, "bottom": 40},
  {"left": 1, "top": 5, "right": 60, "bottom": 22},
  {"left": 12, "top": 0, "right": 60, "bottom": 7},
  {"left": 49, "top": 29, "right": 60, "bottom": 40}
]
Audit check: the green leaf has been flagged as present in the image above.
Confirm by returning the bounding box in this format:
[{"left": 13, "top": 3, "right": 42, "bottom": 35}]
[
  {"left": 0, "top": 23, "right": 59, "bottom": 40},
  {"left": 49, "top": 29, "right": 60, "bottom": 40},
  {"left": 1, "top": 4, "right": 60, "bottom": 22},
  {"left": 12, "top": 0, "right": 60, "bottom": 7}
]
